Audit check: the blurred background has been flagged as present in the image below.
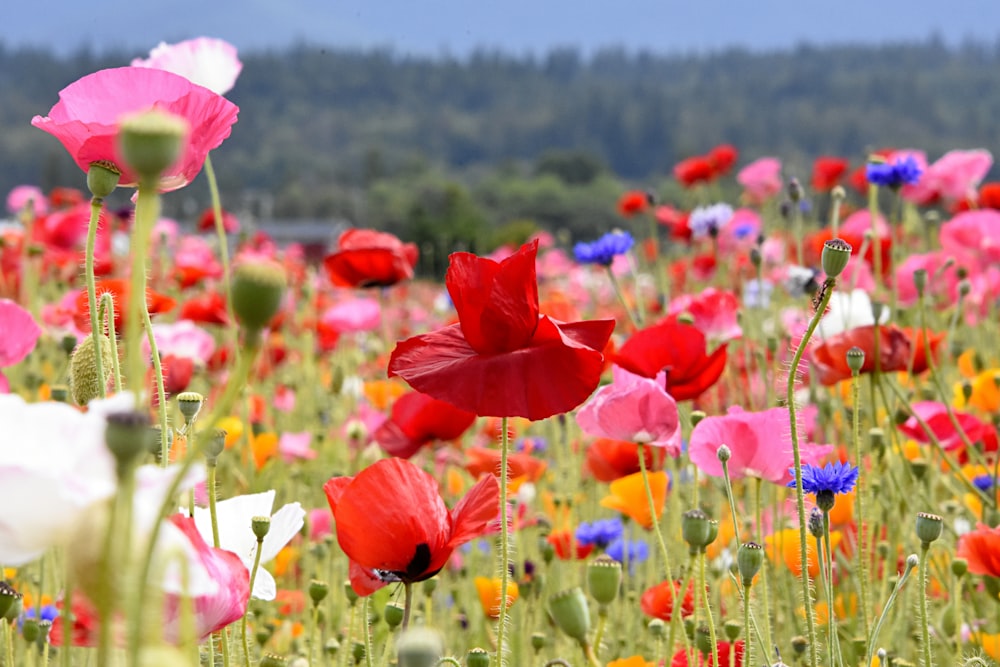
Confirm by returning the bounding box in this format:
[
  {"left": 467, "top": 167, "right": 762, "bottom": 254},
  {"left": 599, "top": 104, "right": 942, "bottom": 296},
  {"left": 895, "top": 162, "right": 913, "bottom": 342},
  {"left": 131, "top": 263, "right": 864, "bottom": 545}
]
[{"left": 4, "top": 0, "right": 1000, "bottom": 264}]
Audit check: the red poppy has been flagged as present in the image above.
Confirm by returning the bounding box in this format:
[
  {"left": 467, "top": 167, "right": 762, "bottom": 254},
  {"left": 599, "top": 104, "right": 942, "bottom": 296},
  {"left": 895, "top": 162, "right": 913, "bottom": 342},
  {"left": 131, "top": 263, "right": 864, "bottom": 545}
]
[
  {"left": 640, "top": 580, "right": 696, "bottom": 621},
  {"left": 957, "top": 524, "right": 1000, "bottom": 577},
  {"left": 50, "top": 595, "right": 101, "bottom": 647},
  {"left": 708, "top": 144, "right": 738, "bottom": 176},
  {"left": 805, "top": 228, "right": 891, "bottom": 278},
  {"left": 585, "top": 437, "right": 667, "bottom": 482},
  {"left": 324, "top": 457, "right": 500, "bottom": 596},
  {"left": 465, "top": 446, "right": 548, "bottom": 482},
  {"left": 388, "top": 240, "right": 615, "bottom": 420},
  {"left": 160, "top": 354, "right": 195, "bottom": 395},
  {"left": 374, "top": 390, "right": 477, "bottom": 458},
  {"left": 812, "top": 156, "right": 850, "bottom": 192},
  {"left": 809, "top": 324, "right": 912, "bottom": 385},
  {"left": 674, "top": 156, "right": 715, "bottom": 188},
  {"left": 73, "top": 278, "right": 177, "bottom": 334},
  {"left": 672, "top": 641, "right": 744, "bottom": 667},
  {"left": 655, "top": 206, "right": 692, "bottom": 242},
  {"left": 978, "top": 182, "right": 1000, "bottom": 210},
  {"left": 613, "top": 318, "right": 728, "bottom": 401},
  {"left": 48, "top": 187, "right": 85, "bottom": 210},
  {"left": 547, "top": 529, "right": 594, "bottom": 560},
  {"left": 197, "top": 207, "right": 240, "bottom": 234},
  {"left": 901, "top": 326, "right": 945, "bottom": 375},
  {"left": 323, "top": 228, "right": 418, "bottom": 288},
  {"left": 617, "top": 191, "right": 650, "bottom": 218},
  {"left": 180, "top": 291, "right": 229, "bottom": 326}
]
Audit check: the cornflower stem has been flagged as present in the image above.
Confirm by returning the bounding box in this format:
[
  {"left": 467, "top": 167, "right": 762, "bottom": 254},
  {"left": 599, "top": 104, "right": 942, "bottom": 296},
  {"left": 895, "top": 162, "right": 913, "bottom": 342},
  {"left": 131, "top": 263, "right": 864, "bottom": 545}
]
[
  {"left": 127, "top": 184, "right": 158, "bottom": 406},
  {"left": 889, "top": 191, "right": 903, "bottom": 319},
  {"left": 241, "top": 535, "right": 264, "bottom": 667},
  {"left": 820, "top": 510, "right": 842, "bottom": 667},
  {"left": 98, "top": 293, "right": 122, "bottom": 392},
  {"left": 606, "top": 265, "right": 640, "bottom": 329},
  {"left": 720, "top": 459, "right": 742, "bottom": 545},
  {"left": 918, "top": 543, "right": 934, "bottom": 667},
  {"left": 850, "top": 369, "right": 871, "bottom": 639},
  {"left": 142, "top": 300, "right": 169, "bottom": 465},
  {"left": 698, "top": 551, "right": 719, "bottom": 667},
  {"left": 204, "top": 153, "right": 237, "bottom": 345},
  {"left": 752, "top": 478, "right": 773, "bottom": 658},
  {"left": 85, "top": 195, "right": 106, "bottom": 398},
  {"left": 787, "top": 277, "right": 836, "bottom": 667},
  {"left": 495, "top": 415, "right": 511, "bottom": 667},
  {"left": 866, "top": 555, "right": 918, "bottom": 667}
]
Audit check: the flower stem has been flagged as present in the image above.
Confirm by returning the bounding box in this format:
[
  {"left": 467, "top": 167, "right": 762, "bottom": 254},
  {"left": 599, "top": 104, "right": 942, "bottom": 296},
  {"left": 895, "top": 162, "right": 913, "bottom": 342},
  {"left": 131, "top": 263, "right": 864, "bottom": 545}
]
[
  {"left": 85, "top": 195, "right": 106, "bottom": 398},
  {"left": 204, "top": 153, "right": 237, "bottom": 343},
  {"left": 363, "top": 596, "right": 375, "bottom": 667},
  {"left": 850, "top": 368, "right": 870, "bottom": 642},
  {"left": 866, "top": 555, "right": 917, "bottom": 667},
  {"left": 128, "top": 185, "right": 158, "bottom": 407},
  {"left": 720, "top": 458, "right": 742, "bottom": 546},
  {"left": 142, "top": 300, "right": 169, "bottom": 465},
  {"left": 918, "top": 544, "right": 934, "bottom": 667},
  {"left": 242, "top": 535, "right": 264, "bottom": 667},
  {"left": 495, "top": 416, "right": 511, "bottom": 667},
  {"left": 402, "top": 582, "right": 413, "bottom": 631},
  {"left": 787, "top": 277, "right": 836, "bottom": 667},
  {"left": 637, "top": 444, "right": 673, "bottom": 595},
  {"left": 699, "top": 551, "right": 719, "bottom": 667},
  {"left": 743, "top": 582, "right": 754, "bottom": 667},
  {"left": 606, "top": 265, "right": 640, "bottom": 329},
  {"left": 99, "top": 293, "right": 122, "bottom": 392}
]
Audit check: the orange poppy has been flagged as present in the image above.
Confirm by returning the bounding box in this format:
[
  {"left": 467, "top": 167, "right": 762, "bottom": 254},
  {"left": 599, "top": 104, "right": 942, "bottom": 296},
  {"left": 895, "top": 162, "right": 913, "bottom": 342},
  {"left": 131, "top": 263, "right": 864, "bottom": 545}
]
[{"left": 599, "top": 470, "right": 667, "bottom": 529}]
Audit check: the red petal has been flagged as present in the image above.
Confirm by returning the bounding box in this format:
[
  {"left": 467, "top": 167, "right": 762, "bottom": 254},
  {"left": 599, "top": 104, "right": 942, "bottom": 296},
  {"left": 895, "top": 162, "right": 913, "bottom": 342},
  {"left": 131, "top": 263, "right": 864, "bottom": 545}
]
[
  {"left": 375, "top": 391, "right": 477, "bottom": 458},
  {"left": 348, "top": 560, "right": 388, "bottom": 596},
  {"left": 447, "top": 473, "right": 500, "bottom": 548},
  {"left": 668, "top": 343, "right": 728, "bottom": 401}
]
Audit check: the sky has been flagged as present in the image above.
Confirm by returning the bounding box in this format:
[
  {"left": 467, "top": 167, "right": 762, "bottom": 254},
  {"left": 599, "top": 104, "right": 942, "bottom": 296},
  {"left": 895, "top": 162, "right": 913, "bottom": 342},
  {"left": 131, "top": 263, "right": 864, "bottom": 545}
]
[{"left": 4, "top": 0, "right": 1000, "bottom": 57}]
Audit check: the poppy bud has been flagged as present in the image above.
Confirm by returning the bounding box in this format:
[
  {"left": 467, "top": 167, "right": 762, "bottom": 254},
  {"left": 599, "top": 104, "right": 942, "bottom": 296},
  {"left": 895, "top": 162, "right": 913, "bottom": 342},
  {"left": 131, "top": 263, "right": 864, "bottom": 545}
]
[
  {"left": 749, "top": 247, "right": 762, "bottom": 268},
  {"left": 648, "top": 618, "right": 667, "bottom": 637},
  {"left": 0, "top": 582, "right": 20, "bottom": 620},
  {"left": 845, "top": 346, "right": 865, "bottom": 375},
  {"left": 384, "top": 602, "right": 405, "bottom": 629},
  {"left": 344, "top": 580, "right": 359, "bottom": 606},
  {"left": 395, "top": 628, "right": 443, "bottom": 667},
  {"left": 309, "top": 580, "right": 329, "bottom": 606},
  {"left": 50, "top": 385, "right": 69, "bottom": 403},
  {"left": 905, "top": 554, "right": 920, "bottom": 571},
  {"left": 690, "top": 411, "right": 707, "bottom": 428},
  {"left": 117, "top": 109, "right": 189, "bottom": 185},
  {"left": 68, "top": 333, "right": 114, "bottom": 407},
  {"left": 260, "top": 654, "right": 288, "bottom": 667},
  {"left": 87, "top": 161, "right": 121, "bottom": 199},
  {"left": 724, "top": 620, "right": 741, "bottom": 641},
  {"left": 252, "top": 515, "right": 271, "bottom": 541},
  {"left": 231, "top": 260, "right": 287, "bottom": 338},
  {"left": 177, "top": 391, "right": 204, "bottom": 423},
  {"left": 791, "top": 636, "right": 809, "bottom": 655},
  {"left": 587, "top": 555, "right": 622, "bottom": 606},
  {"left": 869, "top": 428, "right": 885, "bottom": 456},
  {"left": 915, "top": 512, "right": 943, "bottom": 546},
  {"left": 466, "top": 647, "right": 491, "bottom": 667},
  {"left": 105, "top": 410, "right": 152, "bottom": 471},
  {"left": 547, "top": 587, "right": 591, "bottom": 643},
  {"left": 22, "top": 619, "right": 40, "bottom": 643},
  {"left": 959, "top": 279, "right": 971, "bottom": 298},
  {"left": 717, "top": 444, "right": 732, "bottom": 463},
  {"left": 2, "top": 596, "right": 22, "bottom": 623},
  {"left": 831, "top": 185, "right": 846, "bottom": 201},
  {"left": 821, "top": 238, "right": 852, "bottom": 279},
  {"left": 737, "top": 542, "right": 765, "bottom": 586},
  {"left": 695, "top": 625, "right": 713, "bottom": 655},
  {"left": 909, "top": 458, "right": 928, "bottom": 480},
  {"left": 324, "top": 639, "right": 340, "bottom": 657},
  {"left": 787, "top": 178, "right": 803, "bottom": 203},
  {"left": 952, "top": 558, "right": 968, "bottom": 578},
  {"left": 913, "top": 269, "right": 928, "bottom": 297},
  {"left": 682, "top": 509, "right": 712, "bottom": 550},
  {"left": 530, "top": 633, "right": 547, "bottom": 652}
]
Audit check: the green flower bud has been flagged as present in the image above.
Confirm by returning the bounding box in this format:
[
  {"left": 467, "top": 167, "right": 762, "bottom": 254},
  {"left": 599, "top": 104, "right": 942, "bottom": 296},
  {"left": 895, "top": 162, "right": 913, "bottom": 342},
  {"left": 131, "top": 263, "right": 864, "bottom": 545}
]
[
  {"left": 587, "top": 554, "right": 622, "bottom": 606},
  {"left": 2, "top": 595, "right": 22, "bottom": 623},
  {"left": 831, "top": 185, "right": 846, "bottom": 200},
  {"left": 105, "top": 410, "right": 152, "bottom": 471},
  {"left": 252, "top": 515, "right": 271, "bottom": 541},
  {"left": 395, "top": 628, "right": 443, "bottom": 667},
  {"left": 351, "top": 641, "right": 366, "bottom": 665},
  {"left": 648, "top": 618, "right": 667, "bottom": 638},
  {"left": 68, "top": 334, "right": 114, "bottom": 407},
  {"left": 821, "top": 238, "right": 853, "bottom": 279},
  {"left": 677, "top": 312, "right": 695, "bottom": 326},
  {"left": 749, "top": 247, "right": 762, "bottom": 268},
  {"left": 0, "top": 582, "right": 21, "bottom": 620},
  {"left": 22, "top": 618, "right": 40, "bottom": 643},
  {"left": 808, "top": 507, "right": 825, "bottom": 538},
  {"left": 716, "top": 444, "right": 732, "bottom": 463},
  {"left": 959, "top": 279, "right": 972, "bottom": 298},
  {"left": 203, "top": 428, "right": 227, "bottom": 464},
  {"left": 309, "top": 580, "right": 329, "bottom": 606},
  {"left": 117, "top": 109, "right": 188, "bottom": 185},
  {"left": 344, "top": 580, "right": 359, "bottom": 606},
  {"left": 724, "top": 619, "right": 742, "bottom": 641},
  {"left": 384, "top": 601, "right": 405, "bottom": 630},
  {"left": 690, "top": 410, "right": 707, "bottom": 428},
  {"left": 695, "top": 625, "right": 713, "bottom": 655},
  {"left": 913, "top": 268, "right": 928, "bottom": 296},
  {"left": 737, "top": 542, "right": 765, "bottom": 586},
  {"left": 787, "top": 178, "right": 803, "bottom": 203},
  {"left": 177, "top": 391, "right": 204, "bottom": 423},
  {"left": 682, "top": 509, "right": 712, "bottom": 550},
  {"left": 915, "top": 512, "right": 943, "bottom": 545},
  {"left": 952, "top": 558, "right": 968, "bottom": 578},
  {"left": 791, "top": 636, "right": 809, "bottom": 655},
  {"left": 905, "top": 554, "right": 920, "bottom": 571},
  {"left": 49, "top": 385, "right": 69, "bottom": 403},
  {"left": 909, "top": 458, "right": 928, "bottom": 480},
  {"left": 324, "top": 639, "right": 340, "bottom": 656},
  {"left": 530, "top": 633, "right": 547, "bottom": 652},
  {"left": 846, "top": 346, "right": 865, "bottom": 374},
  {"left": 231, "top": 260, "right": 287, "bottom": 336},
  {"left": 87, "top": 161, "right": 121, "bottom": 199},
  {"left": 422, "top": 577, "right": 437, "bottom": 596},
  {"left": 466, "top": 647, "right": 491, "bottom": 667},
  {"left": 547, "top": 587, "right": 591, "bottom": 643}
]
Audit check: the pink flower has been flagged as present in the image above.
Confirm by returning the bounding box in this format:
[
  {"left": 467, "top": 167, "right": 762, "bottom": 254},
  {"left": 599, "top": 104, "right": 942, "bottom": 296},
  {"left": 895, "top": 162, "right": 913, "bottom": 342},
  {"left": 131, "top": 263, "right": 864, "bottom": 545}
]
[
  {"left": 31, "top": 67, "right": 239, "bottom": 192},
  {"left": 132, "top": 37, "right": 243, "bottom": 96},
  {"left": 576, "top": 366, "right": 682, "bottom": 454},
  {"left": 896, "top": 401, "right": 997, "bottom": 452},
  {"left": 909, "top": 149, "right": 993, "bottom": 205},
  {"left": 841, "top": 209, "right": 890, "bottom": 238},
  {"left": 278, "top": 431, "right": 316, "bottom": 463},
  {"left": 6, "top": 185, "right": 47, "bottom": 217},
  {"left": 274, "top": 385, "right": 296, "bottom": 413},
  {"left": 321, "top": 297, "right": 382, "bottom": 333},
  {"left": 894, "top": 252, "right": 957, "bottom": 305},
  {"left": 940, "top": 210, "right": 1000, "bottom": 267},
  {"left": 0, "top": 299, "right": 41, "bottom": 367},
  {"left": 737, "top": 158, "right": 782, "bottom": 204},
  {"left": 688, "top": 406, "right": 834, "bottom": 485},
  {"left": 308, "top": 508, "right": 333, "bottom": 541},
  {"left": 143, "top": 320, "right": 215, "bottom": 365},
  {"left": 667, "top": 288, "right": 742, "bottom": 343}
]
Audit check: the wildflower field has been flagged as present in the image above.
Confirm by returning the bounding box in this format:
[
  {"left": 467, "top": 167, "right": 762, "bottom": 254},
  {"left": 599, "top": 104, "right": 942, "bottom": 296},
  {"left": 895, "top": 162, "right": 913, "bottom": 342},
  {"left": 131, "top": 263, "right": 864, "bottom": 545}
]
[{"left": 3, "top": 37, "right": 1000, "bottom": 667}]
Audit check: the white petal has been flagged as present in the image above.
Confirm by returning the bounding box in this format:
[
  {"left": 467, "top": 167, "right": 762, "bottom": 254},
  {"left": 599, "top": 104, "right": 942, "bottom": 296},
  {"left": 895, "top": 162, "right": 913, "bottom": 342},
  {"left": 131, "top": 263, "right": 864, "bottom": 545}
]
[
  {"left": 259, "top": 502, "right": 305, "bottom": 563},
  {"left": 252, "top": 568, "right": 276, "bottom": 601}
]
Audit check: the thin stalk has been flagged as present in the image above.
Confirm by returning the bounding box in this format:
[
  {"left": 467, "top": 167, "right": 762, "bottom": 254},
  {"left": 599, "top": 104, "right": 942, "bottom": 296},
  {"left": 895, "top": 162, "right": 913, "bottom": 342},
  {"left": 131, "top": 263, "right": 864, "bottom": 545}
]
[
  {"left": 850, "top": 369, "right": 870, "bottom": 639},
  {"left": 99, "top": 293, "right": 122, "bottom": 392},
  {"left": 127, "top": 184, "right": 159, "bottom": 406},
  {"left": 203, "top": 154, "right": 237, "bottom": 343},
  {"left": 241, "top": 536, "right": 264, "bottom": 667},
  {"left": 743, "top": 583, "right": 754, "bottom": 667},
  {"left": 606, "top": 266, "right": 640, "bottom": 329},
  {"left": 363, "top": 597, "right": 375, "bottom": 667},
  {"left": 821, "top": 510, "right": 843, "bottom": 667},
  {"left": 85, "top": 196, "right": 106, "bottom": 398},
  {"left": 699, "top": 552, "right": 719, "bottom": 667},
  {"left": 866, "top": 555, "right": 918, "bottom": 667},
  {"left": 495, "top": 416, "right": 511, "bottom": 667},
  {"left": 753, "top": 478, "right": 773, "bottom": 657},
  {"left": 918, "top": 544, "right": 934, "bottom": 667},
  {"left": 142, "top": 302, "right": 169, "bottom": 465},
  {"left": 720, "top": 457, "right": 742, "bottom": 546},
  {"left": 402, "top": 582, "right": 413, "bottom": 631},
  {"left": 637, "top": 444, "right": 672, "bottom": 589}
]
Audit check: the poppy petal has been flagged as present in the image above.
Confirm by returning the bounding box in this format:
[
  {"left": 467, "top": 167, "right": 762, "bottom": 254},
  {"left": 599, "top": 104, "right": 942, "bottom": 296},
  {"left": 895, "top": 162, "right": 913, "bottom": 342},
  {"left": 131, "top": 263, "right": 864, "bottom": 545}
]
[{"left": 447, "top": 473, "right": 500, "bottom": 548}]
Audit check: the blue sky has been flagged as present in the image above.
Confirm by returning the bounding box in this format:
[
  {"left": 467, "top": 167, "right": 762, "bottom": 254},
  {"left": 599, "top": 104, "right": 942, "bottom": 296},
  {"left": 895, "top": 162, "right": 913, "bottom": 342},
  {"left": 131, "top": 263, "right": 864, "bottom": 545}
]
[{"left": 5, "top": 0, "right": 1000, "bottom": 56}]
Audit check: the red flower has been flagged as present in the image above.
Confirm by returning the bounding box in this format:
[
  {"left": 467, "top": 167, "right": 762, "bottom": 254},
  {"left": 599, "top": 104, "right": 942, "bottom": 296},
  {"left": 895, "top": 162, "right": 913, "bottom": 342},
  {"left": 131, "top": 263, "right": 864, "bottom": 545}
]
[
  {"left": 180, "top": 291, "right": 229, "bottom": 325},
  {"left": 197, "top": 207, "right": 240, "bottom": 233},
  {"left": 617, "top": 191, "right": 650, "bottom": 217},
  {"left": 957, "top": 524, "right": 1000, "bottom": 577},
  {"left": 547, "top": 529, "right": 594, "bottom": 560},
  {"left": 324, "top": 457, "right": 500, "bottom": 596},
  {"left": 708, "top": 144, "right": 738, "bottom": 176},
  {"left": 900, "top": 326, "right": 945, "bottom": 375},
  {"left": 160, "top": 354, "right": 195, "bottom": 395},
  {"left": 674, "top": 156, "right": 715, "bottom": 188},
  {"left": 640, "top": 580, "right": 696, "bottom": 621},
  {"left": 614, "top": 318, "right": 728, "bottom": 401},
  {"left": 73, "top": 278, "right": 176, "bottom": 333},
  {"left": 323, "top": 229, "right": 418, "bottom": 288},
  {"left": 586, "top": 437, "right": 667, "bottom": 482},
  {"left": 672, "top": 641, "right": 744, "bottom": 667},
  {"left": 388, "top": 240, "right": 615, "bottom": 420},
  {"left": 978, "top": 182, "right": 1000, "bottom": 210},
  {"left": 812, "top": 156, "right": 850, "bottom": 191},
  {"left": 374, "top": 390, "right": 477, "bottom": 459},
  {"left": 809, "top": 324, "right": 911, "bottom": 385}
]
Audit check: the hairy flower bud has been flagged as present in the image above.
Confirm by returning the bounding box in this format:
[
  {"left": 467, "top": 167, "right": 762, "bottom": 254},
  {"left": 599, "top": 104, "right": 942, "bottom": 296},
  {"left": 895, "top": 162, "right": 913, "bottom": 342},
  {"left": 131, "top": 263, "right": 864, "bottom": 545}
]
[
  {"left": 69, "top": 334, "right": 114, "bottom": 407},
  {"left": 118, "top": 109, "right": 188, "bottom": 184}
]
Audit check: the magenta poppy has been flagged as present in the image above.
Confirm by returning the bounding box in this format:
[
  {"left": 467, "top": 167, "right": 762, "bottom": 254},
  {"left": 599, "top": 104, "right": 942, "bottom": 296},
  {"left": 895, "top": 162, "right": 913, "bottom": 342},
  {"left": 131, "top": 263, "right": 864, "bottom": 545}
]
[
  {"left": 388, "top": 240, "right": 615, "bottom": 420},
  {"left": 31, "top": 67, "right": 239, "bottom": 192},
  {"left": 323, "top": 229, "right": 418, "bottom": 288},
  {"left": 375, "top": 390, "right": 477, "bottom": 458},
  {"left": 324, "top": 457, "right": 499, "bottom": 595}
]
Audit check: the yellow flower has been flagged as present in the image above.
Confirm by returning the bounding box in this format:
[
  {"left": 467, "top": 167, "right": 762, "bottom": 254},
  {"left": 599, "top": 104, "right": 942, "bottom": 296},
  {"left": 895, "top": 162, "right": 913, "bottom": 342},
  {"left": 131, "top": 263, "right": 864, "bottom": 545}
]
[
  {"left": 979, "top": 633, "right": 1000, "bottom": 662},
  {"left": 215, "top": 416, "right": 244, "bottom": 449},
  {"left": 474, "top": 577, "right": 519, "bottom": 618},
  {"left": 607, "top": 657, "right": 654, "bottom": 667},
  {"left": 954, "top": 368, "right": 1000, "bottom": 413},
  {"left": 600, "top": 470, "right": 667, "bottom": 529},
  {"left": 362, "top": 379, "right": 406, "bottom": 410}
]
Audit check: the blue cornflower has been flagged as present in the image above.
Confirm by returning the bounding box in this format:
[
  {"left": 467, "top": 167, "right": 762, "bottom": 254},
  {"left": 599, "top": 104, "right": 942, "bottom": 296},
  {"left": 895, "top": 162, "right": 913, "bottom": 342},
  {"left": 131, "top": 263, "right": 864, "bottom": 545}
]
[
  {"left": 973, "top": 474, "right": 996, "bottom": 492},
  {"left": 516, "top": 436, "right": 547, "bottom": 454},
  {"left": 573, "top": 230, "right": 634, "bottom": 266},
  {"left": 689, "top": 203, "right": 734, "bottom": 239},
  {"left": 576, "top": 518, "right": 624, "bottom": 549},
  {"left": 606, "top": 537, "right": 650, "bottom": 570},
  {"left": 788, "top": 462, "right": 859, "bottom": 511},
  {"left": 865, "top": 156, "right": 923, "bottom": 189}
]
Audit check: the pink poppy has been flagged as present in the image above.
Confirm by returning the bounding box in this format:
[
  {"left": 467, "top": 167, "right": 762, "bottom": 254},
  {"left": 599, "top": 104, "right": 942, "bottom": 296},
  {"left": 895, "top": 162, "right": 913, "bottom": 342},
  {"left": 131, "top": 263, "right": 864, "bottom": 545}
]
[
  {"left": 940, "top": 210, "right": 1000, "bottom": 267},
  {"left": 6, "top": 185, "right": 47, "bottom": 217},
  {"left": 321, "top": 297, "right": 382, "bottom": 333},
  {"left": 841, "top": 209, "right": 890, "bottom": 239},
  {"left": 737, "top": 158, "right": 782, "bottom": 204},
  {"left": 278, "top": 431, "right": 316, "bottom": 462},
  {"left": 31, "top": 67, "right": 239, "bottom": 192},
  {"left": 143, "top": 319, "right": 215, "bottom": 365},
  {"left": 717, "top": 208, "right": 761, "bottom": 253},
  {"left": 0, "top": 299, "right": 41, "bottom": 368},
  {"left": 274, "top": 385, "right": 296, "bottom": 413},
  {"left": 913, "top": 149, "right": 993, "bottom": 205},
  {"left": 308, "top": 508, "right": 333, "bottom": 541},
  {"left": 894, "top": 251, "right": 957, "bottom": 306},
  {"left": 896, "top": 401, "right": 998, "bottom": 453},
  {"left": 667, "top": 288, "right": 742, "bottom": 343},
  {"left": 132, "top": 37, "right": 243, "bottom": 96},
  {"left": 175, "top": 235, "right": 223, "bottom": 288},
  {"left": 688, "top": 406, "right": 834, "bottom": 485},
  {"left": 576, "top": 366, "right": 682, "bottom": 455}
]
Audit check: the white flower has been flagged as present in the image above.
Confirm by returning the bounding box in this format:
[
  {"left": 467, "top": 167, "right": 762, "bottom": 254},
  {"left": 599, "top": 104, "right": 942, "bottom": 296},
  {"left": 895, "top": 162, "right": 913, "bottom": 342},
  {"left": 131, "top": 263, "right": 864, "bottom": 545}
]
[
  {"left": 193, "top": 491, "right": 305, "bottom": 600},
  {"left": 132, "top": 37, "right": 243, "bottom": 96},
  {"left": 818, "top": 289, "right": 889, "bottom": 339}
]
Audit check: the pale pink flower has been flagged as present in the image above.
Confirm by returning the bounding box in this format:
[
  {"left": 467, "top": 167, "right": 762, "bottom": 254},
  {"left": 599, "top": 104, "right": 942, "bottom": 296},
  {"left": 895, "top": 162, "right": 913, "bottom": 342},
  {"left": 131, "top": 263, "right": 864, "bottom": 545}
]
[
  {"left": 0, "top": 299, "right": 41, "bottom": 368},
  {"left": 31, "top": 67, "right": 239, "bottom": 192},
  {"left": 132, "top": 37, "right": 243, "bottom": 96},
  {"left": 576, "top": 366, "right": 682, "bottom": 454},
  {"left": 940, "top": 209, "right": 1000, "bottom": 266},
  {"left": 6, "top": 185, "right": 47, "bottom": 217},
  {"left": 841, "top": 209, "right": 890, "bottom": 238},
  {"left": 911, "top": 149, "right": 993, "bottom": 205},
  {"left": 307, "top": 508, "right": 333, "bottom": 541},
  {"left": 321, "top": 297, "right": 381, "bottom": 333},
  {"left": 668, "top": 288, "right": 742, "bottom": 343},
  {"left": 278, "top": 431, "right": 316, "bottom": 463},
  {"left": 273, "top": 385, "right": 296, "bottom": 413},
  {"left": 737, "top": 157, "right": 782, "bottom": 204},
  {"left": 894, "top": 251, "right": 956, "bottom": 306},
  {"left": 689, "top": 406, "right": 834, "bottom": 485},
  {"left": 143, "top": 320, "right": 215, "bottom": 365}
]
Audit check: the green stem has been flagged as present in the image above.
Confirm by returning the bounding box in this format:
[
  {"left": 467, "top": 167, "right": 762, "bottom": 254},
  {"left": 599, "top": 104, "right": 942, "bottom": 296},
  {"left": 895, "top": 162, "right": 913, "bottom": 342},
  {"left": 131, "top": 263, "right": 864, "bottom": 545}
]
[
  {"left": 919, "top": 544, "right": 934, "bottom": 667},
  {"left": 743, "top": 583, "right": 754, "bottom": 667},
  {"left": 204, "top": 154, "right": 237, "bottom": 340},
  {"left": 208, "top": 464, "right": 221, "bottom": 547},
  {"left": 85, "top": 196, "right": 106, "bottom": 398},
  {"left": 821, "top": 511, "right": 842, "bottom": 667},
  {"left": 699, "top": 552, "right": 719, "bottom": 667},
  {"left": 787, "top": 278, "right": 836, "bottom": 667},
  {"left": 753, "top": 478, "right": 773, "bottom": 658},
  {"left": 242, "top": 536, "right": 264, "bottom": 667},
  {"left": 363, "top": 597, "right": 375, "bottom": 667},
  {"left": 593, "top": 609, "right": 608, "bottom": 658},
  {"left": 720, "top": 458, "right": 742, "bottom": 546},
  {"left": 128, "top": 185, "right": 158, "bottom": 406},
  {"left": 606, "top": 266, "right": 640, "bottom": 329},
  {"left": 850, "top": 369, "right": 870, "bottom": 642},
  {"left": 637, "top": 444, "right": 673, "bottom": 592},
  {"left": 495, "top": 416, "right": 511, "bottom": 667},
  {"left": 866, "top": 555, "right": 918, "bottom": 667},
  {"left": 402, "top": 582, "right": 413, "bottom": 631},
  {"left": 142, "top": 300, "right": 169, "bottom": 465},
  {"left": 99, "top": 293, "right": 122, "bottom": 393}
]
